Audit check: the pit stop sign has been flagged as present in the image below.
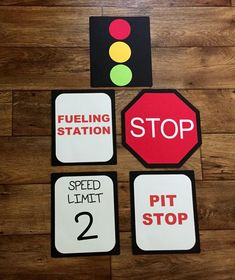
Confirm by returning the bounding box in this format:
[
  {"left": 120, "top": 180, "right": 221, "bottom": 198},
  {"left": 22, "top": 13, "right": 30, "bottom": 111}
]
[{"left": 122, "top": 89, "right": 202, "bottom": 167}]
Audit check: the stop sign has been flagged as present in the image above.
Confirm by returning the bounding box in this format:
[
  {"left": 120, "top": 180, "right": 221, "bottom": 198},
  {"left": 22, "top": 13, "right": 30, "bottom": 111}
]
[{"left": 122, "top": 89, "right": 202, "bottom": 167}]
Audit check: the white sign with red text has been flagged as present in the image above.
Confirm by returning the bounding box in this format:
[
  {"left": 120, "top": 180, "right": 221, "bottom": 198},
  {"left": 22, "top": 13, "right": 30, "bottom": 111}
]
[
  {"left": 52, "top": 90, "right": 116, "bottom": 165},
  {"left": 130, "top": 171, "right": 200, "bottom": 254}
]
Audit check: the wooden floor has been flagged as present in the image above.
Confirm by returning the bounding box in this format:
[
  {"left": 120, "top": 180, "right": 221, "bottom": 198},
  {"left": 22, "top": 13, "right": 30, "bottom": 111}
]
[{"left": 0, "top": 1, "right": 235, "bottom": 279}]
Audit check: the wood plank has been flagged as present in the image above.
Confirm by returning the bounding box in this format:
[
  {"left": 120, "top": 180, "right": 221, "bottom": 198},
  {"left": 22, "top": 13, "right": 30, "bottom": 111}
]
[
  {"left": 0, "top": 275, "right": 108, "bottom": 280},
  {"left": 1, "top": 181, "right": 234, "bottom": 235},
  {"left": 112, "top": 231, "right": 235, "bottom": 280},
  {"left": 0, "top": 47, "right": 89, "bottom": 90},
  {"left": 0, "top": 136, "right": 202, "bottom": 185},
  {"left": 12, "top": 89, "right": 235, "bottom": 136},
  {"left": 196, "top": 181, "right": 235, "bottom": 230},
  {"left": 0, "top": 184, "right": 50, "bottom": 235},
  {"left": 1, "top": 47, "right": 234, "bottom": 90},
  {"left": 232, "top": 0, "right": 235, "bottom": 6},
  {"left": 0, "top": 0, "right": 230, "bottom": 7},
  {"left": 202, "top": 134, "right": 235, "bottom": 180},
  {"left": 13, "top": 90, "right": 51, "bottom": 136},
  {"left": 0, "top": 90, "right": 12, "bottom": 136},
  {"left": 0, "top": 7, "right": 234, "bottom": 47},
  {"left": 182, "top": 89, "right": 235, "bottom": 133},
  {"left": 0, "top": 7, "right": 101, "bottom": 47},
  {"left": 0, "top": 234, "right": 111, "bottom": 279},
  {"left": 152, "top": 47, "right": 235, "bottom": 89},
  {"left": 103, "top": 7, "right": 235, "bottom": 47},
  {"left": 0, "top": 90, "right": 12, "bottom": 103},
  {"left": 0, "top": 103, "right": 12, "bottom": 136}
]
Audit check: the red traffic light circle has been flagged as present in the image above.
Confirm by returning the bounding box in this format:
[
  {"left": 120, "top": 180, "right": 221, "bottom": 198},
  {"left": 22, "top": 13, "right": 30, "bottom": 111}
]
[
  {"left": 122, "top": 89, "right": 202, "bottom": 168},
  {"left": 109, "top": 19, "right": 131, "bottom": 40}
]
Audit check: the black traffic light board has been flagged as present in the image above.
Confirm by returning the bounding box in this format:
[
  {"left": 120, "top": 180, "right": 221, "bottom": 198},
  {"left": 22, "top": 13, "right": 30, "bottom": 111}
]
[{"left": 90, "top": 17, "right": 152, "bottom": 87}]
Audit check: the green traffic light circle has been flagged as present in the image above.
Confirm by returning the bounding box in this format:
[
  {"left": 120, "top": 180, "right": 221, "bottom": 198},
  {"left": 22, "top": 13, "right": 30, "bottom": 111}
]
[{"left": 110, "top": 64, "right": 132, "bottom": 86}]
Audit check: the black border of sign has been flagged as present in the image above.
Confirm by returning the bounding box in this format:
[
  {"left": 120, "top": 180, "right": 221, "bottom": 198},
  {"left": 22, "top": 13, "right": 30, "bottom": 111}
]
[
  {"left": 51, "top": 90, "right": 117, "bottom": 166},
  {"left": 51, "top": 172, "right": 120, "bottom": 257},
  {"left": 130, "top": 170, "right": 200, "bottom": 254},
  {"left": 121, "top": 89, "right": 202, "bottom": 168}
]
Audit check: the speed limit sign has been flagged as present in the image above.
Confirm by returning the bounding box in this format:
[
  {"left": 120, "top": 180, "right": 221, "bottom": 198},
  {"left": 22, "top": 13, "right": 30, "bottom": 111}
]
[{"left": 51, "top": 172, "right": 120, "bottom": 257}]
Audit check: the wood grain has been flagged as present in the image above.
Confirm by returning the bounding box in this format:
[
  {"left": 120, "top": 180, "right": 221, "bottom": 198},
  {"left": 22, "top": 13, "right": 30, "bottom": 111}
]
[
  {"left": 1, "top": 181, "right": 234, "bottom": 235},
  {"left": 0, "top": 234, "right": 111, "bottom": 279},
  {"left": 0, "top": 275, "right": 108, "bottom": 280},
  {"left": 0, "top": 0, "right": 231, "bottom": 7},
  {"left": 0, "top": 184, "right": 50, "bottom": 235},
  {"left": 182, "top": 89, "right": 235, "bottom": 133},
  {"left": 0, "top": 47, "right": 234, "bottom": 90},
  {"left": 111, "top": 231, "right": 235, "bottom": 280},
  {"left": 152, "top": 47, "right": 235, "bottom": 89},
  {"left": 0, "top": 136, "right": 202, "bottom": 185},
  {"left": 0, "top": 7, "right": 234, "bottom": 47},
  {"left": 202, "top": 134, "right": 235, "bottom": 180},
  {"left": 0, "top": 103, "right": 12, "bottom": 136},
  {"left": 13, "top": 90, "right": 51, "bottom": 136},
  {"left": 12, "top": 89, "right": 235, "bottom": 136},
  {"left": 196, "top": 181, "right": 235, "bottom": 230},
  {"left": 0, "top": 90, "right": 12, "bottom": 136},
  {"left": 0, "top": 90, "right": 12, "bottom": 103},
  {"left": 0, "top": 47, "right": 89, "bottom": 90},
  {"left": 0, "top": 7, "right": 101, "bottom": 47},
  {"left": 103, "top": 7, "right": 235, "bottom": 47}
]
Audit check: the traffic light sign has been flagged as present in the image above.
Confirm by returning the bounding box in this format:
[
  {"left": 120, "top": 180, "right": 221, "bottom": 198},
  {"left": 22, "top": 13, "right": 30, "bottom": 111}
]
[{"left": 90, "top": 17, "right": 152, "bottom": 87}]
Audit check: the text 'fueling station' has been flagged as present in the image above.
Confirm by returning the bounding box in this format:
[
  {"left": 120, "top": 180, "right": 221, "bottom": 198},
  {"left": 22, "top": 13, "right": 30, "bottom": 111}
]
[{"left": 57, "top": 114, "right": 111, "bottom": 136}]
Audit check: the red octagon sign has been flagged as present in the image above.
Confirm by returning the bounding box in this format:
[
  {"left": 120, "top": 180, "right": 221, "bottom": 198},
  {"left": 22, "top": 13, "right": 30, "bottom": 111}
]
[{"left": 122, "top": 89, "right": 202, "bottom": 168}]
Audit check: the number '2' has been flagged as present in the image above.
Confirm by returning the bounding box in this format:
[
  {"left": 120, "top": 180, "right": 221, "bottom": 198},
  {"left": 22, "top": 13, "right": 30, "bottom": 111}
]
[{"left": 75, "top": 212, "right": 98, "bottom": 241}]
